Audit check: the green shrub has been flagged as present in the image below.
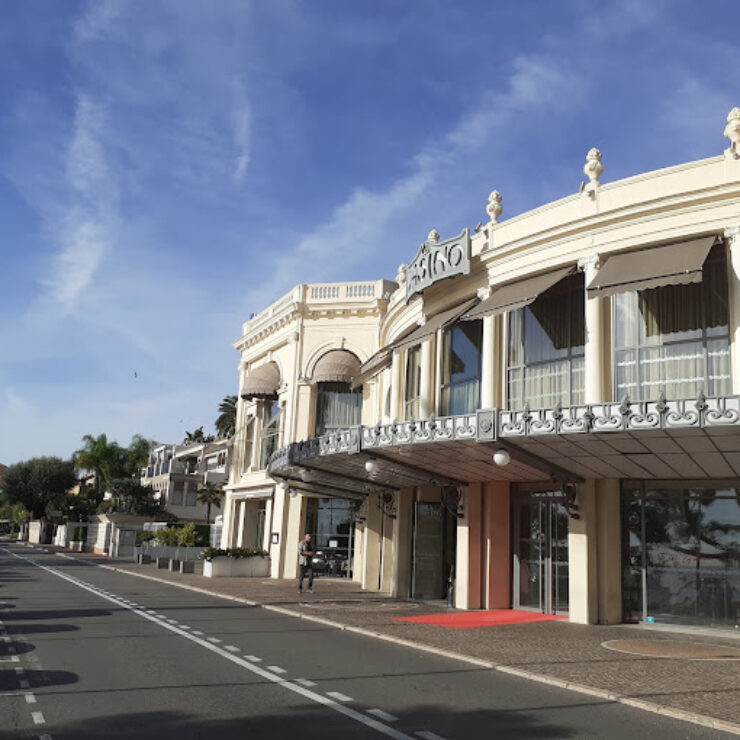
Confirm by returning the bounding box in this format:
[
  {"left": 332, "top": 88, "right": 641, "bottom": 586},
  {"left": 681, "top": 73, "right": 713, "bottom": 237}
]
[
  {"left": 176, "top": 522, "right": 197, "bottom": 547},
  {"left": 70, "top": 525, "right": 86, "bottom": 542},
  {"left": 153, "top": 527, "right": 180, "bottom": 546},
  {"left": 136, "top": 531, "right": 156, "bottom": 545},
  {"left": 200, "top": 546, "right": 268, "bottom": 561}
]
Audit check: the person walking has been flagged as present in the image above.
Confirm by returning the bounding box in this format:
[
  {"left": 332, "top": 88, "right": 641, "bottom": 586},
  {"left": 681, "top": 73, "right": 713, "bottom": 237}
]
[{"left": 298, "top": 532, "right": 314, "bottom": 594}]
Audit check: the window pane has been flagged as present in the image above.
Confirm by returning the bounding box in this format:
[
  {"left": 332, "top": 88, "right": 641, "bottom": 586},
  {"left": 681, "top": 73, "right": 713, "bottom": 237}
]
[
  {"left": 616, "top": 349, "right": 638, "bottom": 399},
  {"left": 640, "top": 342, "right": 704, "bottom": 399},
  {"left": 444, "top": 321, "right": 483, "bottom": 384},
  {"left": 571, "top": 356, "right": 585, "bottom": 405},
  {"left": 707, "top": 338, "right": 732, "bottom": 396},
  {"left": 523, "top": 360, "right": 570, "bottom": 410},
  {"left": 508, "top": 368, "right": 522, "bottom": 410},
  {"left": 615, "top": 292, "right": 639, "bottom": 349},
  {"left": 405, "top": 345, "right": 422, "bottom": 414},
  {"left": 525, "top": 298, "right": 569, "bottom": 363},
  {"left": 315, "top": 382, "right": 362, "bottom": 436},
  {"left": 508, "top": 309, "right": 524, "bottom": 366},
  {"left": 638, "top": 283, "right": 702, "bottom": 343},
  {"left": 443, "top": 378, "right": 480, "bottom": 416}
]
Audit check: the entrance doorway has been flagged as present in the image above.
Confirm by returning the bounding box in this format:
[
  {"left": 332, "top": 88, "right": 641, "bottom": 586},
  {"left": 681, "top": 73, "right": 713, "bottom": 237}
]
[
  {"left": 513, "top": 492, "right": 569, "bottom": 614},
  {"left": 411, "top": 502, "right": 456, "bottom": 600}
]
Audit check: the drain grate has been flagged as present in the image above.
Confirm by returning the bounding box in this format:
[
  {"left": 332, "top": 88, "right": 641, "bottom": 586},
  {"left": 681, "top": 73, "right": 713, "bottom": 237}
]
[{"left": 602, "top": 638, "right": 740, "bottom": 660}]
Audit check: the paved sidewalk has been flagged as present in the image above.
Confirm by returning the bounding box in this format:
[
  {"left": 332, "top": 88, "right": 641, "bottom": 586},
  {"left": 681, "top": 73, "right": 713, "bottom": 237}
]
[{"left": 41, "top": 546, "right": 740, "bottom": 733}]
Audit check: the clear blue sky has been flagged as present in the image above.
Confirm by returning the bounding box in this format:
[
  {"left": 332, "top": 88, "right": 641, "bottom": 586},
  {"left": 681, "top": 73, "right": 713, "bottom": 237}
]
[{"left": 1, "top": 0, "right": 739, "bottom": 464}]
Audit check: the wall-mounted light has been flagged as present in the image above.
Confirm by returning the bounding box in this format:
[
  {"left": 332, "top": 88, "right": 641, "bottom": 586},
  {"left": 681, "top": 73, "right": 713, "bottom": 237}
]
[
  {"left": 364, "top": 458, "right": 379, "bottom": 475},
  {"left": 493, "top": 449, "right": 511, "bottom": 466}
]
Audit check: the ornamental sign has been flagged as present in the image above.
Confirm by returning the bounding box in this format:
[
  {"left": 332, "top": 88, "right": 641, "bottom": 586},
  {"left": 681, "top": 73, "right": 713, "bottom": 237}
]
[{"left": 405, "top": 228, "right": 471, "bottom": 302}]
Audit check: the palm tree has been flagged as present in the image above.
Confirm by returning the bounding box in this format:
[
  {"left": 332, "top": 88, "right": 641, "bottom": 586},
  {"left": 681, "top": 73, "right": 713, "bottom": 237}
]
[
  {"left": 215, "top": 395, "right": 238, "bottom": 438},
  {"left": 197, "top": 482, "right": 225, "bottom": 524},
  {"left": 74, "top": 434, "right": 126, "bottom": 497},
  {"left": 183, "top": 427, "right": 215, "bottom": 445}
]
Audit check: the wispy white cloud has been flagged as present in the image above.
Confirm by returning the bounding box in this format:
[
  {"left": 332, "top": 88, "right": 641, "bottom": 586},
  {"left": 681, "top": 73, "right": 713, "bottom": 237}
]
[
  {"left": 232, "top": 78, "right": 252, "bottom": 184},
  {"left": 46, "top": 95, "right": 118, "bottom": 308}
]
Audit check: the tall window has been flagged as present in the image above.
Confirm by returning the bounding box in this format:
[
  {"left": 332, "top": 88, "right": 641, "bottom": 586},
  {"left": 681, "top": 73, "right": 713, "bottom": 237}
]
[
  {"left": 404, "top": 345, "right": 422, "bottom": 419},
  {"left": 259, "top": 400, "right": 281, "bottom": 469},
  {"left": 315, "top": 382, "right": 362, "bottom": 436},
  {"left": 508, "top": 273, "right": 585, "bottom": 410},
  {"left": 614, "top": 245, "right": 730, "bottom": 400},
  {"left": 441, "top": 319, "right": 483, "bottom": 415}
]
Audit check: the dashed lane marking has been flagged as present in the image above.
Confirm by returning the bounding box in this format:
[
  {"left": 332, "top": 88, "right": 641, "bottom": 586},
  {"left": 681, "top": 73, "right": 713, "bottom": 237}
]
[
  {"left": 244, "top": 655, "right": 262, "bottom": 663},
  {"left": 224, "top": 645, "right": 240, "bottom": 653},
  {"left": 327, "top": 691, "right": 353, "bottom": 702},
  {"left": 4, "top": 548, "right": 416, "bottom": 740},
  {"left": 295, "top": 678, "right": 317, "bottom": 687},
  {"left": 207, "top": 637, "right": 222, "bottom": 644},
  {"left": 25, "top": 693, "right": 37, "bottom": 704},
  {"left": 266, "top": 665, "right": 286, "bottom": 674},
  {"left": 31, "top": 711, "right": 45, "bottom": 725},
  {"left": 415, "top": 732, "right": 447, "bottom": 740},
  {"left": 368, "top": 709, "right": 399, "bottom": 722},
  {"left": 0, "top": 656, "right": 20, "bottom": 663},
  {"left": 192, "top": 631, "right": 204, "bottom": 636}
]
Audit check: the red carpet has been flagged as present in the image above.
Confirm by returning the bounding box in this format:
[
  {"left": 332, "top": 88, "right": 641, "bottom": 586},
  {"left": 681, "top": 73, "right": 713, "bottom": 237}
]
[{"left": 394, "top": 609, "right": 568, "bottom": 629}]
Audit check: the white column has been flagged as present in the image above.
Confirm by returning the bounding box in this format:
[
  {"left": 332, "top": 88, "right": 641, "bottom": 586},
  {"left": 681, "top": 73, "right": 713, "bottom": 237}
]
[
  {"left": 236, "top": 500, "right": 246, "bottom": 547},
  {"left": 726, "top": 227, "right": 740, "bottom": 394},
  {"left": 389, "top": 351, "right": 402, "bottom": 422},
  {"left": 481, "top": 315, "right": 496, "bottom": 409},
  {"left": 568, "top": 480, "right": 598, "bottom": 624},
  {"left": 579, "top": 256, "right": 606, "bottom": 403},
  {"left": 419, "top": 338, "right": 433, "bottom": 418}
]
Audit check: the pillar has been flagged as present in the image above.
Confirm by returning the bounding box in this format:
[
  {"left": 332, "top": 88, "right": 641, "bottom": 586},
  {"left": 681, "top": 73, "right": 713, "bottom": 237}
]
[
  {"left": 596, "top": 479, "right": 622, "bottom": 624},
  {"left": 419, "top": 338, "right": 433, "bottom": 418},
  {"left": 269, "top": 486, "right": 289, "bottom": 578},
  {"left": 235, "top": 500, "right": 246, "bottom": 547},
  {"left": 484, "top": 480, "right": 511, "bottom": 609},
  {"left": 362, "top": 492, "right": 381, "bottom": 591},
  {"left": 580, "top": 255, "right": 607, "bottom": 403},
  {"left": 568, "top": 480, "right": 598, "bottom": 624},
  {"left": 282, "top": 494, "right": 304, "bottom": 578},
  {"left": 220, "top": 494, "right": 236, "bottom": 549},
  {"left": 389, "top": 351, "right": 402, "bottom": 422},
  {"left": 455, "top": 484, "right": 482, "bottom": 609},
  {"left": 481, "top": 315, "right": 496, "bottom": 409},
  {"left": 391, "top": 490, "right": 412, "bottom": 598},
  {"left": 726, "top": 227, "right": 740, "bottom": 394}
]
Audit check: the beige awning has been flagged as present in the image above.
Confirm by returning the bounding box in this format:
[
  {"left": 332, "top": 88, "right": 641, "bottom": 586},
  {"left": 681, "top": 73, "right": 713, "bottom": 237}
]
[
  {"left": 241, "top": 361, "right": 280, "bottom": 400},
  {"left": 586, "top": 236, "right": 716, "bottom": 298},
  {"left": 311, "top": 350, "right": 361, "bottom": 384},
  {"left": 392, "top": 298, "right": 478, "bottom": 352},
  {"left": 462, "top": 266, "right": 575, "bottom": 320},
  {"left": 352, "top": 348, "right": 392, "bottom": 389}
]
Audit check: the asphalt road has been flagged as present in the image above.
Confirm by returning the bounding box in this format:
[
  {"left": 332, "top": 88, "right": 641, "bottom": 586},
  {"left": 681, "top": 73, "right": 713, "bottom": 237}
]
[{"left": 0, "top": 541, "right": 734, "bottom": 740}]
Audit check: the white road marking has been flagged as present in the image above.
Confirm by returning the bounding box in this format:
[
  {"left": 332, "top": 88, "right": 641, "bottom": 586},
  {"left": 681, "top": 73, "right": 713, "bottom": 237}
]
[
  {"left": 15, "top": 667, "right": 24, "bottom": 674},
  {"left": 192, "top": 631, "right": 204, "bottom": 636},
  {"left": 25, "top": 693, "right": 37, "bottom": 704},
  {"left": 19, "top": 680, "right": 30, "bottom": 689},
  {"left": 267, "top": 665, "right": 286, "bottom": 674},
  {"left": 207, "top": 637, "right": 222, "bottom": 644},
  {"left": 295, "top": 678, "right": 317, "bottom": 687},
  {"left": 3, "top": 549, "right": 417, "bottom": 740},
  {"left": 224, "top": 645, "right": 240, "bottom": 652},
  {"left": 1, "top": 637, "right": 10, "bottom": 643},
  {"left": 244, "top": 655, "right": 262, "bottom": 662},
  {"left": 31, "top": 711, "right": 45, "bottom": 725},
  {"left": 368, "top": 709, "right": 398, "bottom": 722},
  {"left": 179, "top": 625, "right": 191, "bottom": 630},
  {"left": 416, "top": 732, "right": 447, "bottom": 740},
  {"left": 39, "top": 734, "right": 53, "bottom": 740},
  {"left": 0, "top": 656, "right": 20, "bottom": 663},
  {"left": 327, "top": 691, "right": 353, "bottom": 702}
]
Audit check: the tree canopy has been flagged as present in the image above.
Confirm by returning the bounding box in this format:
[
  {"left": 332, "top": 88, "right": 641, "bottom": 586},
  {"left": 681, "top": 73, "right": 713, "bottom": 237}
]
[
  {"left": 183, "top": 426, "right": 215, "bottom": 445},
  {"left": 197, "top": 481, "right": 225, "bottom": 524},
  {"left": 2, "top": 457, "right": 77, "bottom": 518}
]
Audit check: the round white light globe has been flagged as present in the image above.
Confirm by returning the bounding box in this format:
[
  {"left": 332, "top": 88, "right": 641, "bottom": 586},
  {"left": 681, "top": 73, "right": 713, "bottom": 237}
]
[
  {"left": 364, "top": 459, "right": 378, "bottom": 475},
  {"left": 493, "top": 449, "right": 511, "bottom": 466},
  {"left": 299, "top": 468, "right": 311, "bottom": 482},
  {"left": 278, "top": 480, "right": 289, "bottom": 491}
]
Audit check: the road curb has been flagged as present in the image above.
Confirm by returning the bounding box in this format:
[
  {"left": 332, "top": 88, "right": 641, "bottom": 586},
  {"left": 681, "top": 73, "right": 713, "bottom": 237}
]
[{"left": 50, "top": 550, "right": 740, "bottom": 736}]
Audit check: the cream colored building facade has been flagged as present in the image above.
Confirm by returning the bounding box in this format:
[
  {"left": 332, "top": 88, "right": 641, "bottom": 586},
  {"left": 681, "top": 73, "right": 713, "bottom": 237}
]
[{"left": 227, "top": 109, "right": 740, "bottom": 629}]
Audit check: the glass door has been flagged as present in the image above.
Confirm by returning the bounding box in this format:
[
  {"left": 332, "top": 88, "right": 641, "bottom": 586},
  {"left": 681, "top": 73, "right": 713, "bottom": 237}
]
[{"left": 514, "top": 492, "right": 569, "bottom": 614}]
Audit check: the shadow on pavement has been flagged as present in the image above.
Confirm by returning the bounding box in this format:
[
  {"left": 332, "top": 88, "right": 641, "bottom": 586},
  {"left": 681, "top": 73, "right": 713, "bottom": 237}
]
[
  {"left": 4, "top": 623, "right": 80, "bottom": 635},
  {"left": 0, "top": 640, "right": 34, "bottom": 656},
  {"left": 2, "top": 608, "right": 112, "bottom": 621},
  {"left": 0, "top": 668, "right": 78, "bottom": 692},
  {"left": 0, "top": 705, "right": 577, "bottom": 740}
]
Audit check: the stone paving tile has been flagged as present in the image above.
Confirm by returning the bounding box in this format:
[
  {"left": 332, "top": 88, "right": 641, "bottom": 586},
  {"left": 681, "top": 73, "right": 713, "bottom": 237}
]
[{"left": 53, "top": 550, "right": 740, "bottom": 727}]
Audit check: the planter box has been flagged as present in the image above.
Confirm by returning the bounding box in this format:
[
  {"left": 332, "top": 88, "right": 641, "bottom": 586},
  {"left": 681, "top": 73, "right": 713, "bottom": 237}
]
[{"left": 203, "top": 556, "right": 270, "bottom": 578}]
